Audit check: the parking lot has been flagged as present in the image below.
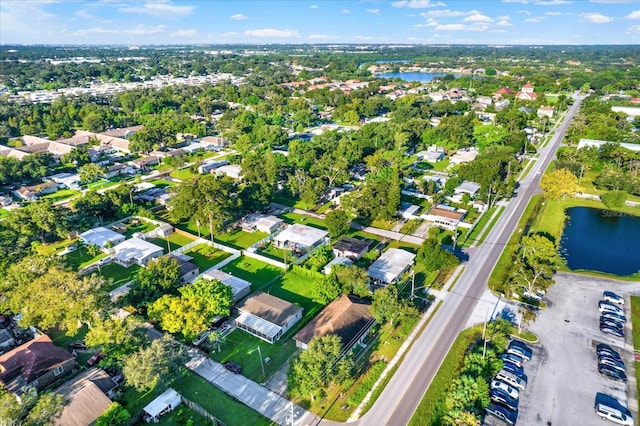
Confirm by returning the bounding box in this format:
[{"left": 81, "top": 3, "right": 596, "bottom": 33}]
[{"left": 516, "top": 272, "right": 639, "bottom": 426}]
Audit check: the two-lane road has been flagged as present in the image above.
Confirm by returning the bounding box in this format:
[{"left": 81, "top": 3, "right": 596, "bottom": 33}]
[{"left": 342, "top": 97, "right": 584, "bottom": 426}]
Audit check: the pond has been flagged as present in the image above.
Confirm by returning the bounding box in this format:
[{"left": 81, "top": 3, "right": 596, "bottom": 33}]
[
  {"left": 560, "top": 207, "right": 640, "bottom": 276},
  {"left": 376, "top": 72, "right": 458, "bottom": 83}
]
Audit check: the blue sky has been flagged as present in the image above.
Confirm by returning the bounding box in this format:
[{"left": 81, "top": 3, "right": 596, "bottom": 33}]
[{"left": 1, "top": 0, "right": 639, "bottom": 45}]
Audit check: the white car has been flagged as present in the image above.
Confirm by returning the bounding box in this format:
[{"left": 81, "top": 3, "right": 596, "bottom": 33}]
[
  {"left": 490, "top": 379, "right": 519, "bottom": 399},
  {"left": 603, "top": 291, "right": 624, "bottom": 306},
  {"left": 599, "top": 301, "right": 624, "bottom": 315},
  {"left": 595, "top": 403, "right": 633, "bottom": 425}
]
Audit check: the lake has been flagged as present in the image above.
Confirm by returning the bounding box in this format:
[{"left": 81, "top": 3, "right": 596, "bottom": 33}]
[
  {"left": 560, "top": 207, "right": 640, "bottom": 276},
  {"left": 377, "top": 72, "right": 459, "bottom": 83}
]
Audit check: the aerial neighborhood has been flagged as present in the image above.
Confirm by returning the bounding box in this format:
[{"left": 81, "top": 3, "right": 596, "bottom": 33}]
[{"left": 0, "top": 3, "right": 639, "bottom": 425}]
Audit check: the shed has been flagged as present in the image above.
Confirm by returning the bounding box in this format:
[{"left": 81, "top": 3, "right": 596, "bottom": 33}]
[
  {"left": 143, "top": 388, "right": 181, "bottom": 423},
  {"left": 323, "top": 256, "right": 353, "bottom": 275}
]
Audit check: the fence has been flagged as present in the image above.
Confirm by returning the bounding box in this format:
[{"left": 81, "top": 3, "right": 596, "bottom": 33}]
[
  {"left": 243, "top": 248, "right": 288, "bottom": 269},
  {"left": 181, "top": 396, "right": 227, "bottom": 426}
]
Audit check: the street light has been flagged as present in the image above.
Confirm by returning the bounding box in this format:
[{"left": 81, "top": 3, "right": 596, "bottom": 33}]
[{"left": 248, "top": 346, "right": 265, "bottom": 380}]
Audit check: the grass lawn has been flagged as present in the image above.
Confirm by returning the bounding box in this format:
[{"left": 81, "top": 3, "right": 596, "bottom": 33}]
[
  {"left": 124, "top": 220, "right": 157, "bottom": 238},
  {"left": 316, "top": 201, "right": 333, "bottom": 214},
  {"left": 42, "top": 188, "right": 80, "bottom": 203},
  {"left": 273, "top": 193, "right": 311, "bottom": 210},
  {"left": 156, "top": 406, "right": 215, "bottom": 426},
  {"left": 387, "top": 240, "right": 420, "bottom": 253},
  {"left": 99, "top": 263, "right": 140, "bottom": 291},
  {"left": 221, "top": 256, "right": 283, "bottom": 289},
  {"left": 215, "top": 229, "right": 268, "bottom": 250},
  {"left": 0, "top": 208, "right": 9, "bottom": 219},
  {"left": 209, "top": 329, "right": 298, "bottom": 383},
  {"left": 120, "top": 385, "right": 165, "bottom": 423},
  {"left": 415, "top": 158, "right": 450, "bottom": 172},
  {"left": 400, "top": 219, "right": 421, "bottom": 235},
  {"left": 170, "top": 168, "right": 196, "bottom": 180},
  {"left": 185, "top": 244, "right": 232, "bottom": 271},
  {"left": 280, "top": 212, "right": 328, "bottom": 230},
  {"left": 258, "top": 243, "right": 291, "bottom": 263},
  {"left": 35, "top": 238, "right": 77, "bottom": 256},
  {"left": 171, "top": 371, "right": 271, "bottom": 426},
  {"left": 149, "top": 232, "right": 196, "bottom": 254},
  {"left": 148, "top": 179, "right": 175, "bottom": 188},
  {"left": 462, "top": 205, "right": 502, "bottom": 247},
  {"left": 64, "top": 247, "right": 107, "bottom": 270}
]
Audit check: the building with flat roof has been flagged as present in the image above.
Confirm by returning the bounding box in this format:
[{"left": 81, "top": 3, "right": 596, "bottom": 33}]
[
  {"left": 294, "top": 294, "right": 374, "bottom": 351},
  {"left": 241, "top": 214, "right": 286, "bottom": 234},
  {"left": 79, "top": 227, "right": 125, "bottom": 251},
  {"left": 368, "top": 248, "right": 416, "bottom": 285},
  {"left": 323, "top": 256, "right": 353, "bottom": 275},
  {"left": 332, "top": 237, "right": 371, "bottom": 260},
  {"left": 235, "top": 292, "right": 303, "bottom": 343},
  {"left": 201, "top": 269, "right": 251, "bottom": 302},
  {"left": 577, "top": 138, "right": 640, "bottom": 153},
  {"left": 113, "top": 238, "right": 164, "bottom": 267},
  {"left": 424, "top": 205, "right": 467, "bottom": 231},
  {"left": 273, "top": 224, "right": 328, "bottom": 252}
]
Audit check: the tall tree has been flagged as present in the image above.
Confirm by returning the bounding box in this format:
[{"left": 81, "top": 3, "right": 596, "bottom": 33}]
[
  {"left": 126, "top": 257, "right": 181, "bottom": 308},
  {"left": 540, "top": 168, "right": 579, "bottom": 200},
  {"left": 325, "top": 209, "right": 350, "bottom": 240},
  {"left": 370, "top": 285, "right": 404, "bottom": 328}
]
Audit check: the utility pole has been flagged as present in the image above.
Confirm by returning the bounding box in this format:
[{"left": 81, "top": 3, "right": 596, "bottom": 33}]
[
  {"left": 482, "top": 308, "right": 490, "bottom": 360},
  {"left": 578, "top": 164, "right": 585, "bottom": 187}
]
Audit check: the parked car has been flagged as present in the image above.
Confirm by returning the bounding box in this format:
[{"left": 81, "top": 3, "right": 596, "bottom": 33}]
[
  {"left": 501, "top": 353, "right": 523, "bottom": 368},
  {"left": 223, "top": 361, "right": 242, "bottom": 374},
  {"left": 490, "top": 379, "right": 520, "bottom": 399},
  {"left": 495, "top": 369, "right": 527, "bottom": 391},
  {"left": 598, "top": 356, "right": 626, "bottom": 372},
  {"left": 599, "top": 301, "right": 624, "bottom": 315},
  {"left": 507, "top": 341, "right": 532, "bottom": 361},
  {"left": 601, "top": 311, "right": 627, "bottom": 324},
  {"left": 597, "top": 344, "right": 623, "bottom": 362},
  {"left": 111, "top": 372, "right": 125, "bottom": 384},
  {"left": 598, "top": 364, "right": 627, "bottom": 382},
  {"left": 192, "top": 330, "right": 211, "bottom": 346},
  {"left": 600, "top": 317, "right": 625, "bottom": 330},
  {"left": 69, "top": 341, "right": 87, "bottom": 350},
  {"left": 502, "top": 361, "right": 526, "bottom": 380},
  {"left": 490, "top": 388, "right": 519, "bottom": 411},
  {"left": 595, "top": 393, "right": 633, "bottom": 426},
  {"left": 600, "top": 323, "right": 625, "bottom": 338},
  {"left": 87, "top": 351, "right": 102, "bottom": 366},
  {"left": 603, "top": 291, "right": 624, "bottom": 306},
  {"left": 486, "top": 402, "right": 518, "bottom": 426}
]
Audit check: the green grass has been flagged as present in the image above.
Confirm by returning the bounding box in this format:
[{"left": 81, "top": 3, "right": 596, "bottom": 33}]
[
  {"left": 41, "top": 188, "right": 80, "bottom": 203},
  {"left": 215, "top": 229, "right": 268, "bottom": 249},
  {"left": 208, "top": 329, "right": 298, "bottom": 383},
  {"left": 221, "top": 256, "right": 283, "bottom": 289},
  {"left": 148, "top": 179, "right": 175, "bottom": 188},
  {"left": 87, "top": 179, "right": 124, "bottom": 191},
  {"left": 99, "top": 263, "right": 140, "bottom": 291},
  {"left": 171, "top": 370, "right": 271, "bottom": 426},
  {"left": 400, "top": 219, "right": 421, "bottom": 235},
  {"left": 35, "top": 238, "right": 77, "bottom": 256},
  {"left": 273, "top": 193, "right": 311, "bottom": 210},
  {"left": 123, "top": 220, "right": 157, "bottom": 238},
  {"left": 149, "top": 232, "right": 196, "bottom": 253},
  {"left": 415, "top": 158, "right": 450, "bottom": 172},
  {"left": 0, "top": 208, "right": 9, "bottom": 219},
  {"left": 630, "top": 296, "right": 640, "bottom": 351},
  {"left": 64, "top": 247, "right": 107, "bottom": 269},
  {"left": 120, "top": 385, "right": 166, "bottom": 423},
  {"left": 262, "top": 268, "right": 323, "bottom": 327},
  {"left": 280, "top": 212, "right": 328, "bottom": 230},
  {"left": 258, "top": 243, "right": 291, "bottom": 263},
  {"left": 408, "top": 327, "right": 480, "bottom": 426},
  {"left": 185, "top": 244, "right": 232, "bottom": 271},
  {"left": 156, "top": 406, "right": 215, "bottom": 426},
  {"left": 170, "top": 168, "right": 196, "bottom": 180},
  {"left": 461, "top": 205, "right": 498, "bottom": 247}
]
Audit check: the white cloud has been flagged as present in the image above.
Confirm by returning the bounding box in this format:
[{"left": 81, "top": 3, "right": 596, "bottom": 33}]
[
  {"left": 626, "top": 24, "right": 640, "bottom": 34},
  {"left": 420, "top": 9, "right": 478, "bottom": 18},
  {"left": 244, "top": 28, "right": 300, "bottom": 38},
  {"left": 413, "top": 19, "right": 439, "bottom": 27},
  {"left": 230, "top": 13, "right": 248, "bottom": 20},
  {"left": 366, "top": 8, "right": 380, "bottom": 15},
  {"left": 525, "top": 17, "right": 544, "bottom": 22},
  {"left": 170, "top": 29, "right": 196, "bottom": 37},
  {"left": 310, "top": 4, "right": 318, "bottom": 8},
  {"left": 463, "top": 13, "right": 492, "bottom": 22},
  {"left": 392, "top": 0, "right": 446, "bottom": 8},
  {"left": 308, "top": 34, "right": 337, "bottom": 39},
  {"left": 341, "top": 9, "right": 351, "bottom": 13},
  {"left": 496, "top": 16, "right": 513, "bottom": 26},
  {"left": 625, "top": 11, "right": 640, "bottom": 19},
  {"left": 435, "top": 23, "right": 489, "bottom": 31},
  {"left": 580, "top": 12, "right": 614, "bottom": 23},
  {"left": 517, "top": 9, "right": 531, "bottom": 15},
  {"left": 72, "top": 27, "right": 118, "bottom": 36},
  {"left": 118, "top": 1, "right": 194, "bottom": 17},
  {"left": 125, "top": 25, "right": 166, "bottom": 36},
  {"left": 535, "top": 0, "right": 571, "bottom": 5}
]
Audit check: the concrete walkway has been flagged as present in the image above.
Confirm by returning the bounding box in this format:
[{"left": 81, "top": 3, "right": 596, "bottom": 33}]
[
  {"left": 349, "top": 221, "right": 425, "bottom": 245},
  {"left": 187, "top": 351, "right": 319, "bottom": 425}
]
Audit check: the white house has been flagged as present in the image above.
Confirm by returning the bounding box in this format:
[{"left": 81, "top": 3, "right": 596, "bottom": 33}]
[
  {"left": 242, "top": 214, "right": 285, "bottom": 234},
  {"left": 368, "top": 248, "right": 416, "bottom": 285},
  {"left": 79, "top": 227, "right": 125, "bottom": 252},
  {"left": 537, "top": 106, "right": 554, "bottom": 119},
  {"left": 214, "top": 164, "right": 242, "bottom": 180},
  {"left": 455, "top": 181, "right": 481, "bottom": 197},
  {"left": 424, "top": 205, "right": 467, "bottom": 231},
  {"left": 112, "top": 238, "right": 164, "bottom": 267},
  {"left": 273, "top": 224, "right": 329, "bottom": 252},
  {"left": 201, "top": 269, "right": 251, "bottom": 302},
  {"left": 197, "top": 160, "right": 227, "bottom": 174},
  {"left": 235, "top": 292, "right": 303, "bottom": 343}
]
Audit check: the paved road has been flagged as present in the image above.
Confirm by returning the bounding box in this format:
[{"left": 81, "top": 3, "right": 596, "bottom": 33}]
[{"left": 331, "top": 97, "right": 584, "bottom": 426}]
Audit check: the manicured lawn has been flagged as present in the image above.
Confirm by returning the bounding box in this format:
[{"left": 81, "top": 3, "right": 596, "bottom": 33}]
[
  {"left": 120, "top": 385, "right": 164, "bottom": 422},
  {"left": 35, "top": 238, "right": 77, "bottom": 256},
  {"left": 124, "top": 220, "right": 157, "bottom": 238},
  {"left": 64, "top": 247, "right": 107, "bottom": 269},
  {"left": 171, "top": 371, "right": 271, "bottom": 426},
  {"left": 42, "top": 188, "right": 80, "bottom": 203},
  {"left": 156, "top": 406, "right": 215, "bottom": 426},
  {"left": 149, "top": 232, "right": 195, "bottom": 254},
  {"left": 170, "top": 168, "right": 196, "bottom": 180},
  {"left": 387, "top": 240, "right": 420, "bottom": 253},
  {"left": 185, "top": 244, "right": 232, "bottom": 271},
  {"left": 99, "top": 263, "right": 140, "bottom": 291},
  {"left": 462, "top": 205, "right": 501, "bottom": 247},
  {"left": 148, "top": 179, "right": 175, "bottom": 188},
  {"left": 415, "top": 158, "right": 450, "bottom": 172},
  {"left": 215, "top": 229, "right": 268, "bottom": 249},
  {"left": 258, "top": 243, "right": 291, "bottom": 263},
  {"left": 221, "top": 256, "right": 283, "bottom": 289},
  {"left": 209, "top": 329, "right": 298, "bottom": 383},
  {"left": 0, "top": 208, "right": 9, "bottom": 219},
  {"left": 273, "top": 193, "right": 310, "bottom": 210},
  {"left": 630, "top": 296, "right": 640, "bottom": 351},
  {"left": 280, "top": 212, "right": 328, "bottom": 230}
]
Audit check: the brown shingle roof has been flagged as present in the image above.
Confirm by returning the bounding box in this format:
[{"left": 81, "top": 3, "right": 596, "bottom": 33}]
[
  {"left": 54, "top": 368, "right": 115, "bottom": 426},
  {"left": 293, "top": 295, "right": 373, "bottom": 347},
  {"left": 430, "top": 207, "right": 465, "bottom": 220},
  {"left": 237, "top": 292, "right": 302, "bottom": 327},
  {"left": 332, "top": 237, "right": 371, "bottom": 255}
]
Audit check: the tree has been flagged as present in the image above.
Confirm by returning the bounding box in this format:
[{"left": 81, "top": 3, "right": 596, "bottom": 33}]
[
  {"left": 417, "top": 238, "right": 460, "bottom": 272},
  {"left": 122, "top": 336, "right": 190, "bottom": 392},
  {"left": 325, "top": 209, "right": 350, "bottom": 240},
  {"left": 288, "top": 334, "right": 352, "bottom": 401},
  {"left": 334, "top": 264, "right": 371, "bottom": 297},
  {"left": 94, "top": 402, "right": 131, "bottom": 426},
  {"left": 23, "top": 392, "right": 66, "bottom": 426},
  {"left": 126, "top": 257, "right": 181, "bottom": 308},
  {"left": 510, "top": 234, "right": 560, "bottom": 295},
  {"left": 370, "top": 285, "right": 404, "bottom": 328},
  {"left": 311, "top": 274, "right": 342, "bottom": 304},
  {"left": 473, "top": 125, "right": 508, "bottom": 152},
  {"left": 540, "top": 168, "right": 579, "bottom": 200},
  {"left": 84, "top": 316, "right": 150, "bottom": 368},
  {"left": 148, "top": 277, "right": 233, "bottom": 339},
  {"left": 78, "top": 163, "right": 104, "bottom": 184},
  {"left": 600, "top": 190, "right": 627, "bottom": 208}
]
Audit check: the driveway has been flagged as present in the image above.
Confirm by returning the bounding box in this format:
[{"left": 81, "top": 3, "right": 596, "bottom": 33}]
[{"left": 517, "top": 272, "right": 640, "bottom": 426}]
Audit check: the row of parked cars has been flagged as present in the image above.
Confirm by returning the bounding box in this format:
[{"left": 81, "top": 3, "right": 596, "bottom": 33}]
[
  {"left": 485, "top": 339, "right": 533, "bottom": 425},
  {"left": 599, "top": 291, "right": 626, "bottom": 339}
]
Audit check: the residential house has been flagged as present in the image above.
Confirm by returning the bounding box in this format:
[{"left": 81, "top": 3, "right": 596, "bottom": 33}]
[
  {"left": 449, "top": 148, "right": 479, "bottom": 166},
  {"left": 166, "top": 254, "right": 200, "bottom": 283},
  {"left": 201, "top": 269, "right": 251, "bottom": 302},
  {"left": 455, "top": 181, "right": 481, "bottom": 198},
  {"left": 46, "top": 173, "right": 81, "bottom": 190},
  {"left": 14, "top": 181, "right": 58, "bottom": 201},
  {"left": 515, "top": 82, "right": 537, "bottom": 101},
  {"left": 577, "top": 138, "right": 640, "bottom": 153},
  {"left": 143, "top": 388, "right": 182, "bottom": 423},
  {"left": 493, "top": 87, "right": 513, "bottom": 99},
  {"left": 332, "top": 237, "right": 371, "bottom": 260},
  {"left": 399, "top": 203, "right": 421, "bottom": 220},
  {"left": 112, "top": 238, "right": 164, "bottom": 267},
  {"left": 197, "top": 159, "right": 228, "bottom": 174},
  {"left": 416, "top": 150, "right": 445, "bottom": 163},
  {"left": 199, "top": 136, "right": 229, "bottom": 151},
  {"left": 149, "top": 149, "right": 187, "bottom": 159},
  {"left": 0, "top": 329, "right": 15, "bottom": 350},
  {"left": 79, "top": 227, "right": 126, "bottom": 252},
  {"left": 368, "top": 248, "right": 416, "bottom": 286},
  {"left": 235, "top": 292, "right": 303, "bottom": 343},
  {"left": 101, "top": 125, "right": 143, "bottom": 140},
  {"left": 241, "top": 214, "right": 285, "bottom": 234},
  {"left": 0, "top": 335, "right": 76, "bottom": 395},
  {"left": 130, "top": 156, "right": 159, "bottom": 170},
  {"left": 322, "top": 256, "right": 353, "bottom": 275},
  {"left": 424, "top": 205, "right": 467, "bottom": 231},
  {"left": 293, "top": 294, "right": 375, "bottom": 351},
  {"left": 214, "top": 164, "right": 243, "bottom": 180},
  {"left": 102, "top": 163, "right": 127, "bottom": 179},
  {"left": 54, "top": 368, "right": 117, "bottom": 426},
  {"left": 537, "top": 106, "right": 554, "bottom": 119},
  {"left": 273, "top": 224, "right": 329, "bottom": 253}
]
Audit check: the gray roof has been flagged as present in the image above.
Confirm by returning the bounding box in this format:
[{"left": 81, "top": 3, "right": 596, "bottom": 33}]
[
  {"left": 79, "top": 227, "right": 125, "bottom": 249},
  {"left": 274, "top": 224, "right": 328, "bottom": 248},
  {"left": 237, "top": 291, "right": 302, "bottom": 327},
  {"left": 368, "top": 248, "right": 416, "bottom": 284},
  {"left": 455, "top": 181, "right": 481, "bottom": 195}
]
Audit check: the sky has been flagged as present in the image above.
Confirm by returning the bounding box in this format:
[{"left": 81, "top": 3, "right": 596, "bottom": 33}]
[{"left": 1, "top": 0, "right": 639, "bottom": 46}]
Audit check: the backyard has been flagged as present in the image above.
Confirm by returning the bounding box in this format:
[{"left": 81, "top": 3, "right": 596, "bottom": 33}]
[
  {"left": 99, "top": 262, "right": 140, "bottom": 291},
  {"left": 215, "top": 228, "right": 268, "bottom": 250},
  {"left": 64, "top": 246, "right": 107, "bottom": 269},
  {"left": 41, "top": 188, "right": 80, "bottom": 203},
  {"left": 220, "top": 256, "right": 283, "bottom": 290},
  {"left": 149, "top": 232, "right": 196, "bottom": 254},
  {"left": 185, "top": 244, "right": 233, "bottom": 271}
]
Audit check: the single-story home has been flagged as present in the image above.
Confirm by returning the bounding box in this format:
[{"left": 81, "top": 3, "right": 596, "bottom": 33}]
[
  {"left": 199, "top": 136, "right": 229, "bottom": 150},
  {"left": 293, "top": 294, "right": 375, "bottom": 351},
  {"left": 130, "top": 156, "right": 159, "bottom": 170},
  {"left": 143, "top": 388, "right": 182, "bottom": 423},
  {"left": 537, "top": 106, "right": 554, "bottom": 119},
  {"left": 201, "top": 269, "right": 251, "bottom": 302},
  {"left": 54, "top": 368, "right": 117, "bottom": 426},
  {"left": 368, "top": 248, "right": 416, "bottom": 285},
  {"left": 449, "top": 148, "right": 479, "bottom": 166},
  {"left": 332, "top": 237, "right": 371, "bottom": 260},
  {"left": 214, "top": 164, "right": 243, "bottom": 180},
  {"left": 241, "top": 214, "right": 285, "bottom": 234},
  {"left": 235, "top": 292, "right": 303, "bottom": 343},
  {"left": 454, "top": 181, "right": 481, "bottom": 197},
  {"left": 14, "top": 181, "right": 58, "bottom": 201},
  {"left": 416, "top": 150, "right": 445, "bottom": 163},
  {"left": 47, "top": 173, "right": 81, "bottom": 190},
  {"left": 79, "top": 227, "right": 126, "bottom": 251},
  {"left": 399, "top": 203, "right": 421, "bottom": 220},
  {"left": 273, "top": 224, "right": 329, "bottom": 252},
  {"left": 197, "top": 159, "right": 228, "bottom": 174},
  {"left": 167, "top": 254, "right": 200, "bottom": 283},
  {"left": 577, "top": 138, "right": 640, "bottom": 153},
  {"left": 323, "top": 256, "right": 353, "bottom": 275},
  {"left": 0, "top": 335, "right": 76, "bottom": 395},
  {"left": 112, "top": 238, "right": 164, "bottom": 267},
  {"left": 424, "top": 205, "right": 467, "bottom": 231}
]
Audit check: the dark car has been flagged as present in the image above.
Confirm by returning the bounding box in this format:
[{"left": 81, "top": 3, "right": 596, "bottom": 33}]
[
  {"left": 601, "top": 311, "right": 627, "bottom": 324},
  {"left": 599, "top": 364, "right": 627, "bottom": 382},
  {"left": 600, "top": 317, "right": 624, "bottom": 330},
  {"left": 502, "top": 361, "right": 525, "bottom": 378},
  {"left": 600, "top": 323, "right": 625, "bottom": 338},
  {"left": 69, "top": 341, "right": 87, "bottom": 350},
  {"left": 111, "top": 372, "right": 125, "bottom": 384},
  {"left": 490, "top": 388, "right": 519, "bottom": 411},
  {"left": 507, "top": 341, "right": 532, "bottom": 361},
  {"left": 223, "top": 361, "right": 242, "bottom": 374},
  {"left": 87, "top": 351, "right": 102, "bottom": 366},
  {"left": 486, "top": 402, "right": 518, "bottom": 426},
  {"left": 597, "top": 344, "right": 623, "bottom": 362},
  {"left": 501, "top": 353, "right": 523, "bottom": 368}
]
